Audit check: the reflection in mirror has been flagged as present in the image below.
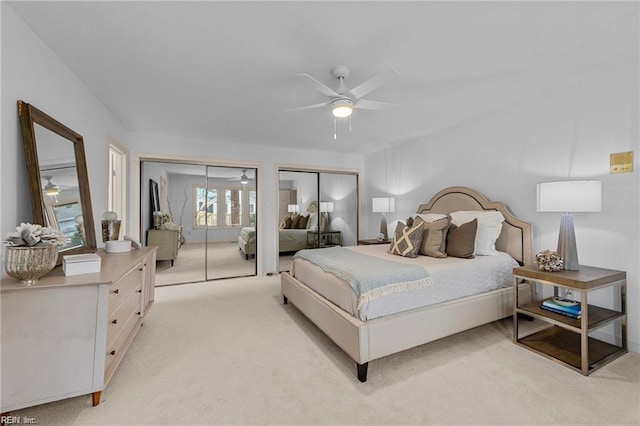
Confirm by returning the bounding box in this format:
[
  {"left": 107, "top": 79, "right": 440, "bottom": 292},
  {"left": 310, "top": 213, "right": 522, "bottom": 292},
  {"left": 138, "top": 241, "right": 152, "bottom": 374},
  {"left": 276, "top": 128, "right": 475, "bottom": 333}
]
[
  {"left": 18, "top": 100, "right": 96, "bottom": 264},
  {"left": 35, "top": 123, "right": 84, "bottom": 250}
]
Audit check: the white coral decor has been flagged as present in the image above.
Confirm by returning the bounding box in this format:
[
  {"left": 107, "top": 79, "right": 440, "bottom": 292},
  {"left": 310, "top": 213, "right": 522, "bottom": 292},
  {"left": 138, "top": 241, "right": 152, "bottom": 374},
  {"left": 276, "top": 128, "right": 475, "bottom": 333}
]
[{"left": 5, "top": 222, "right": 68, "bottom": 248}]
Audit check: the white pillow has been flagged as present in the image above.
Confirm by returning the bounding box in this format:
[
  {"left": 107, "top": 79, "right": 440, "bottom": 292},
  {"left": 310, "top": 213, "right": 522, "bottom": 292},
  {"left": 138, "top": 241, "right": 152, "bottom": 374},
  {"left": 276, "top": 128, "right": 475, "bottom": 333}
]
[
  {"left": 306, "top": 213, "right": 328, "bottom": 231},
  {"left": 449, "top": 210, "right": 505, "bottom": 256},
  {"left": 412, "top": 213, "right": 448, "bottom": 223},
  {"left": 307, "top": 213, "right": 318, "bottom": 230}
]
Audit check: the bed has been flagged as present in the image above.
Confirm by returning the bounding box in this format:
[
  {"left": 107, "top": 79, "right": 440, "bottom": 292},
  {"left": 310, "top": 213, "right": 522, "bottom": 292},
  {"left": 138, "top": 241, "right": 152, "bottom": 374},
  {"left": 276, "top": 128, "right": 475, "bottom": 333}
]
[
  {"left": 239, "top": 202, "right": 329, "bottom": 258},
  {"left": 238, "top": 227, "right": 311, "bottom": 259},
  {"left": 281, "top": 186, "right": 533, "bottom": 382}
]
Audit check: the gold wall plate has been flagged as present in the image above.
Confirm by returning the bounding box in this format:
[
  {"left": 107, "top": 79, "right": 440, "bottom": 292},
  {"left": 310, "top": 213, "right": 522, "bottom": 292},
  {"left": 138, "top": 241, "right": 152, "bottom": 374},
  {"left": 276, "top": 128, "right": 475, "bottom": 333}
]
[{"left": 610, "top": 151, "right": 633, "bottom": 174}]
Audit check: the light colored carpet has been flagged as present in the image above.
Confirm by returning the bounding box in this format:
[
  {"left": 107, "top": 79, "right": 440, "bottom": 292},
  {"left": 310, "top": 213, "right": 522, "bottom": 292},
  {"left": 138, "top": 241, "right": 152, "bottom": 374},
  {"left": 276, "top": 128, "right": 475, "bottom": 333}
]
[
  {"left": 155, "top": 242, "right": 256, "bottom": 285},
  {"left": 278, "top": 253, "right": 294, "bottom": 272},
  {"left": 10, "top": 276, "right": 640, "bottom": 425}
]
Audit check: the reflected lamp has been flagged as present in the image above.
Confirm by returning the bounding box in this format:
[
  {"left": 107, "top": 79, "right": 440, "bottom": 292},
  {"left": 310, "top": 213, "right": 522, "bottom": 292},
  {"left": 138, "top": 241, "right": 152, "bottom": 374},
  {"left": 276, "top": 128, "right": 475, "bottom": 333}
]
[{"left": 372, "top": 197, "right": 395, "bottom": 241}]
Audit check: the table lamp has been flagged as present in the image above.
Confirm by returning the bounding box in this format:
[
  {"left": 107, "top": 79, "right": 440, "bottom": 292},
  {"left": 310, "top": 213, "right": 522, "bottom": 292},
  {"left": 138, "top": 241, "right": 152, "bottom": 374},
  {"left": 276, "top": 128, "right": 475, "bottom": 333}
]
[
  {"left": 536, "top": 180, "right": 601, "bottom": 270},
  {"left": 372, "top": 197, "right": 395, "bottom": 241}
]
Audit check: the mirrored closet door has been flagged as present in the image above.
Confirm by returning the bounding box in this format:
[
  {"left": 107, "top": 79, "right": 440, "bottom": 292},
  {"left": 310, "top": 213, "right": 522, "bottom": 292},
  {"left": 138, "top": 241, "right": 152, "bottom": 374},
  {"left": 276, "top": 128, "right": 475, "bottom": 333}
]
[
  {"left": 141, "top": 161, "right": 257, "bottom": 285},
  {"left": 278, "top": 169, "right": 358, "bottom": 272},
  {"left": 205, "top": 166, "right": 257, "bottom": 280}
]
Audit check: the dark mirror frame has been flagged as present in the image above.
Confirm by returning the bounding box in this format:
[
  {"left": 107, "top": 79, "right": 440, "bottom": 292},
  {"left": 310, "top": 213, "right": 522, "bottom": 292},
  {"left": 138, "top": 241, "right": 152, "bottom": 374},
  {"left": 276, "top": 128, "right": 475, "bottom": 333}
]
[{"left": 18, "top": 100, "right": 96, "bottom": 263}]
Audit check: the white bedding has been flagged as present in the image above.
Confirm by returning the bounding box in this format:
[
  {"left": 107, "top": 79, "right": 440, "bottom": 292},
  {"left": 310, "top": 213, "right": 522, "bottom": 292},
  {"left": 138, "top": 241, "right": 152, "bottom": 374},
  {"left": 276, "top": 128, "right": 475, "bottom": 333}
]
[{"left": 290, "top": 244, "right": 518, "bottom": 321}]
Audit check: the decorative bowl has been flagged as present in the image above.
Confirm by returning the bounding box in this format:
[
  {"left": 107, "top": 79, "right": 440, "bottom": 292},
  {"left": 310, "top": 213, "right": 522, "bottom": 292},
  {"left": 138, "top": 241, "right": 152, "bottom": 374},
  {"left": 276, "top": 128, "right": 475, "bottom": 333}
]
[{"left": 5, "top": 245, "right": 58, "bottom": 284}]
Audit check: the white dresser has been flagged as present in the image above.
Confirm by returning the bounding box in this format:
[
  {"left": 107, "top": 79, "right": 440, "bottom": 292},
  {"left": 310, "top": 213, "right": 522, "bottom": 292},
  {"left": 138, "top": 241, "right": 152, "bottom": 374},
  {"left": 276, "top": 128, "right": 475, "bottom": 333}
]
[{"left": 1, "top": 247, "right": 157, "bottom": 412}]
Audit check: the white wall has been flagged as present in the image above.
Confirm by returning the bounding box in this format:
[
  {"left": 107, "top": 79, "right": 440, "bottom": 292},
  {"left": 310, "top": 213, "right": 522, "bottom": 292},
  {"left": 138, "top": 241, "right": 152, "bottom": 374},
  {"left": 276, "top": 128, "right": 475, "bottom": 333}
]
[
  {"left": 364, "top": 46, "right": 639, "bottom": 351},
  {"left": 320, "top": 173, "right": 358, "bottom": 247},
  {"left": 128, "top": 133, "right": 363, "bottom": 275},
  {"left": 1, "top": 4, "right": 129, "bottom": 271}
]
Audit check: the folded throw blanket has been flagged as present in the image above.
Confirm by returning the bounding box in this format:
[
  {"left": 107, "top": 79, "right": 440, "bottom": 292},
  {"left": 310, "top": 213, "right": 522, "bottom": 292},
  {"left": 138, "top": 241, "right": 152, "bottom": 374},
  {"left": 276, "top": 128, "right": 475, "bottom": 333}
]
[{"left": 293, "top": 247, "right": 432, "bottom": 311}]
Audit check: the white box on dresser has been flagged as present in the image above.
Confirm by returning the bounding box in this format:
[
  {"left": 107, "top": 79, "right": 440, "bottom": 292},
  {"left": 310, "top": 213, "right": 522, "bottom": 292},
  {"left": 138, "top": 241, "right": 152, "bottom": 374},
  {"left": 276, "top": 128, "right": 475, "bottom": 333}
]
[
  {"left": 1, "top": 247, "right": 157, "bottom": 412},
  {"left": 62, "top": 252, "right": 102, "bottom": 275}
]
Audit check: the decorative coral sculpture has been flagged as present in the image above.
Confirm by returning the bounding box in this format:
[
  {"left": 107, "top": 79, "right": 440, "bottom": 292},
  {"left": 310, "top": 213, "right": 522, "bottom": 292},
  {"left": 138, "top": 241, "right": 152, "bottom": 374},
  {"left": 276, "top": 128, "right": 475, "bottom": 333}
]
[{"left": 535, "top": 249, "right": 564, "bottom": 272}]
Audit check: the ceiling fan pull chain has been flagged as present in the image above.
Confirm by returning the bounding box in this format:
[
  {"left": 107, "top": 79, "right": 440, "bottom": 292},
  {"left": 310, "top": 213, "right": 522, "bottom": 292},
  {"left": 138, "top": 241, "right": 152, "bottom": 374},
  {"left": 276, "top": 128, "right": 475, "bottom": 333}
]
[
  {"left": 333, "top": 117, "right": 337, "bottom": 140},
  {"left": 349, "top": 116, "right": 352, "bottom": 132}
]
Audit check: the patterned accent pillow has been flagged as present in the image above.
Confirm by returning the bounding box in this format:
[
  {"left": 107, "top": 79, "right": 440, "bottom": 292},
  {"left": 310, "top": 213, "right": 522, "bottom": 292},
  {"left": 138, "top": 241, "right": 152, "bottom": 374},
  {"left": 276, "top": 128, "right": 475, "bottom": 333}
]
[
  {"left": 388, "top": 222, "right": 424, "bottom": 258},
  {"left": 280, "top": 215, "right": 292, "bottom": 229}
]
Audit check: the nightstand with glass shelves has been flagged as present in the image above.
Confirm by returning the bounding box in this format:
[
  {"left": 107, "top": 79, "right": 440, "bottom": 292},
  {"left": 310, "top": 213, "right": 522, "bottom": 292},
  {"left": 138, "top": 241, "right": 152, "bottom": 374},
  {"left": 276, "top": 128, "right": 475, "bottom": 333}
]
[
  {"left": 357, "top": 239, "right": 390, "bottom": 245},
  {"left": 513, "top": 264, "right": 627, "bottom": 376},
  {"left": 307, "top": 230, "right": 341, "bottom": 248}
]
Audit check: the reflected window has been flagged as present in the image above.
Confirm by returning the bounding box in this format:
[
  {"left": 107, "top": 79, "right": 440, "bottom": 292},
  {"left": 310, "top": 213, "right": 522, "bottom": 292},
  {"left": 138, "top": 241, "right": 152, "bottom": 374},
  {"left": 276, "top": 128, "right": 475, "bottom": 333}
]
[
  {"left": 249, "top": 191, "right": 256, "bottom": 226},
  {"left": 225, "top": 189, "right": 242, "bottom": 227},
  {"left": 194, "top": 186, "right": 217, "bottom": 227},
  {"left": 48, "top": 202, "right": 83, "bottom": 249}
]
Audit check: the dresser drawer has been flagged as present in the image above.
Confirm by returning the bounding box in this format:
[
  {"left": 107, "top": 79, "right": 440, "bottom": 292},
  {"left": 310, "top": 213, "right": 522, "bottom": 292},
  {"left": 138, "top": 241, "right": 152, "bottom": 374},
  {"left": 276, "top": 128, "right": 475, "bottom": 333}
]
[
  {"left": 108, "top": 263, "right": 143, "bottom": 312},
  {"left": 104, "top": 304, "right": 141, "bottom": 372},
  {"left": 106, "top": 287, "right": 141, "bottom": 347}
]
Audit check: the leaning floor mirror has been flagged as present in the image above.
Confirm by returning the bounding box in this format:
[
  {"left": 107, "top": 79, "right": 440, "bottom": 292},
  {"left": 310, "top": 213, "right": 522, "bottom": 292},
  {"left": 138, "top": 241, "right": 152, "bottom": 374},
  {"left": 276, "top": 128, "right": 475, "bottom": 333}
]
[{"left": 18, "top": 100, "right": 96, "bottom": 264}]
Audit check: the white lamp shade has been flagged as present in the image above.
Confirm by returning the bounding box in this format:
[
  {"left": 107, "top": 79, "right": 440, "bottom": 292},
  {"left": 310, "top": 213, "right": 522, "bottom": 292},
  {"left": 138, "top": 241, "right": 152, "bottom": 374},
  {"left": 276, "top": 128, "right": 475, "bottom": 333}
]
[
  {"left": 537, "top": 181, "right": 601, "bottom": 212},
  {"left": 372, "top": 197, "right": 395, "bottom": 213},
  {"left": 287, "top": 204, "right": 299, "bottom": 213},
  {"left": 320, "top": 202, "right": 334, "bottom": 212}
]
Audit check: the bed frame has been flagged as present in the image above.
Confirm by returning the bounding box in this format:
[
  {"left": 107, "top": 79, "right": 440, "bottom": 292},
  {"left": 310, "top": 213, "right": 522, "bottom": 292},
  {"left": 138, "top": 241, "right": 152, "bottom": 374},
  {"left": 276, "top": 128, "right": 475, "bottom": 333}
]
[{"left": 281, "top": 186, "right": 533, "bottom": 382}]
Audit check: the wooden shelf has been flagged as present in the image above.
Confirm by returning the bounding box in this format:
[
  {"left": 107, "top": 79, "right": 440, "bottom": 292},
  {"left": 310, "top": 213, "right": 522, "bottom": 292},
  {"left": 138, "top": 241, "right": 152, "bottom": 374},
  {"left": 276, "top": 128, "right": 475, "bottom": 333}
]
[
  {"left": 518, "top": 326, "right": 625, "bottom": 372},
  {"left": 518, "top": 298, "right": 623, "bottom": 332},
  {"left": 513, "top": 264, "right": 627, "bottom": 375}
]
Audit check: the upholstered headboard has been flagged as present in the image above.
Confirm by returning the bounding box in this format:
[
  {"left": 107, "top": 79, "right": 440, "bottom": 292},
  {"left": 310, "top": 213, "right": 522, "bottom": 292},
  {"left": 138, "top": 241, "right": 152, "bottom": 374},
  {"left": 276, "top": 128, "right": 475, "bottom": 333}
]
[{"left": 416, "top": 187, "right": 532, "bottom": 266}]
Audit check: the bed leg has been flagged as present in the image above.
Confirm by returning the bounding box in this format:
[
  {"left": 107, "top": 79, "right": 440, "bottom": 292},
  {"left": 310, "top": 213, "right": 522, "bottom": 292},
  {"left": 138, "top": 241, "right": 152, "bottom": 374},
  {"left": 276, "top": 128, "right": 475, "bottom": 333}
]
[
  {"left": 283, "top": 295, "right": 288, "bottom": 304},
  {"left": 357, "top": 362, "right": 368, "bottom": 383}
]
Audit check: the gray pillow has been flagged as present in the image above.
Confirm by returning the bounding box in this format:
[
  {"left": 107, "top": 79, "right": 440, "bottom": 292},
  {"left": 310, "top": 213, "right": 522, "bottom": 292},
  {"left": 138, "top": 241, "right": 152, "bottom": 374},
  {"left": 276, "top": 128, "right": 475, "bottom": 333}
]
[
  {"left": 414, "top": 216, "right": 449, "bottom": 258},
  {"left": 446, "top": 218, "right": 477, "bottom": 259}
]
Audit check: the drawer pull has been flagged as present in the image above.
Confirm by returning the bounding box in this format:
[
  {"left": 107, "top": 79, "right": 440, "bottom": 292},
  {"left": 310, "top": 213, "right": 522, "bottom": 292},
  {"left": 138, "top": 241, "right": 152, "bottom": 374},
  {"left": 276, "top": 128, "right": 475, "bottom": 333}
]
[
  {"left": 113, "top": 289, "right": 119, "bottom": 294},
  {"left": 110, "top": 350, "right": 116, "bottom": 356},
  {"left": 137, "top": 311, "right": 141, "bottom": 315},
  {"left": 137, "top": 289, "right": 142, "bottom": 293},
  {"left": 112, "top": 319, "right": 118, "bottom": 325}
]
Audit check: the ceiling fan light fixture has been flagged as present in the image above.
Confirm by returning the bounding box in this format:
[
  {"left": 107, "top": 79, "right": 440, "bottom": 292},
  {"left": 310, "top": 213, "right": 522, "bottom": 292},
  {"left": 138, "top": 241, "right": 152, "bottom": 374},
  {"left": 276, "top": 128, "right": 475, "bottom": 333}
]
[
  {"left": 44, "top": 187, "right": 59, "bottom": 196},
  {"left": 332, "top": 99, "right": 353, "bottom": 118},
  {"left": 43, "top": 176, "right": 60, "bottom": 196},
  {"left": 240, "top": 170, "right": 249, "bottom": 185}
]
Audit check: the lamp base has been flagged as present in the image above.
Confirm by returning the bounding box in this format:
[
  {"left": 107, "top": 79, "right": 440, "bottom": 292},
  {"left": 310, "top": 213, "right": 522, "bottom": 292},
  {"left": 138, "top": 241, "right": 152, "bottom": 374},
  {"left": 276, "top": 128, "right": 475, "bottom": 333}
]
[
  {"left": 557, "top": 213, "right": 579, "bottom": 270},
  {"left": 379, "top": 214, "right": 388, "bottom": 241}
]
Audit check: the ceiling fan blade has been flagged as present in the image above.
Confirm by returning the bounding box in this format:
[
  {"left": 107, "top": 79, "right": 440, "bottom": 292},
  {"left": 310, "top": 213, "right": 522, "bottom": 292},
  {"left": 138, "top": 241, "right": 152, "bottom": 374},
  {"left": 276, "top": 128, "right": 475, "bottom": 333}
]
[
  {"left": 347, "top": 68, "right": 399, "bottom": 100},
  {"left": 296, "top": 73, "right": 340, "bottom": 97},
  {"left": 354, "top": 99, "right": 399, "bottom": 111},
  {"left": 284, "top": 101, "right": 331, "bottom": 112}
]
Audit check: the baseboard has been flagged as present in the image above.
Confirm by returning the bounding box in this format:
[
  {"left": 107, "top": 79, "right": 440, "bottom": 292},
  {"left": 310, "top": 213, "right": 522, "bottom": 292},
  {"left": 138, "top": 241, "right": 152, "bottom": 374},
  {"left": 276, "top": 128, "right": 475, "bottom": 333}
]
[{"left": 590, "top": 329, "right": 639, "bottom": 353}]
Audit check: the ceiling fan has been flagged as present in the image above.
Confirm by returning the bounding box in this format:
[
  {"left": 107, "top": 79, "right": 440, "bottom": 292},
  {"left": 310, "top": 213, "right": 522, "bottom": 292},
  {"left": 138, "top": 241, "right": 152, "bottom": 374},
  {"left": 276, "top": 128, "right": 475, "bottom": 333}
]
[
  {"left": 42, "top": 176, "right": 60, "bottom": 196},
  {"left": 287, "top": 65, "right": 399, "bottom": 119},
  {"left": 227, "top": 169, "right": 253, "bottom": 185}
]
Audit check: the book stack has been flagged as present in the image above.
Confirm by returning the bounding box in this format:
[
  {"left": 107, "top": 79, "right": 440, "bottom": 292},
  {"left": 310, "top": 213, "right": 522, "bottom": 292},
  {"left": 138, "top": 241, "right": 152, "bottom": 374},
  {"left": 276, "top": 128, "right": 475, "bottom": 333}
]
[{"left": 540, "top": 297, "right": 582, "bottom": 319}]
